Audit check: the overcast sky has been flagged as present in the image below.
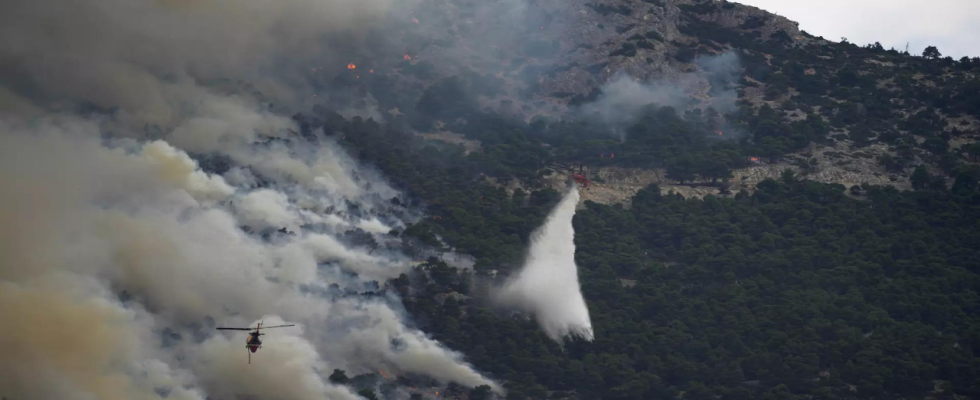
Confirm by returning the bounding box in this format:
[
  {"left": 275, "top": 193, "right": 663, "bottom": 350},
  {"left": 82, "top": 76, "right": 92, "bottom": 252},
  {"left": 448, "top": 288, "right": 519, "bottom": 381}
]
[{"left": 736, "top": 0, "right": 980, "bottom": 58}]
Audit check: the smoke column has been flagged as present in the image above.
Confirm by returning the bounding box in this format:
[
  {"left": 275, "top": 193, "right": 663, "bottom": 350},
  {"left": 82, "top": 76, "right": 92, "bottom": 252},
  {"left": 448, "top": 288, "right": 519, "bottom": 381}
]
[
  {"left": 578, "top": 50, "right": 743, "bottom": 139},
  {"left": 496, "top": 187, "right": 594, "bottom": 343},
  {"left": 0, "top": 0, "right": 504, "bottom": 398}
]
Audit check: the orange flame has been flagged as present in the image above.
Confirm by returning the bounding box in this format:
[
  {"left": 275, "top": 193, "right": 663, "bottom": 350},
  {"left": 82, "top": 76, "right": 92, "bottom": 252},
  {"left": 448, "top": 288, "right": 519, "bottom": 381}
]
[
  {"left": 347, "top": 63, "right": 356, "bottom": 70},
  {"left": 403, "top": 54, "right": 413, "bottom": 61},
  {"left": 369, "top": 69, "right": 375, "bottom": 74},
  {"left": 717, "top": 131, "right": 723, "bottom": 135},
  {"left": 412, "top": 18, "right": 419, "bottom": 24},
  {"left": 750, "top": 157, "right": 759, "bottom": 161},
  {"left": 610, "top": 152, "right": 615, "bottom": 158}
]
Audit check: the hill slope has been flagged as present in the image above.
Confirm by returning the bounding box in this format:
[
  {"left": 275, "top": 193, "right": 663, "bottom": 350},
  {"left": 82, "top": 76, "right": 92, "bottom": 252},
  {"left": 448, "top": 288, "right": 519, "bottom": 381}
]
[
  {"left": 303, "top": 1, "right": 980, "bottom": 399},
  {"left": 4, "top": 1, "right": 979, "bottom": 399},
  {"left": 297, "top": 0, "right": 978, "bottom": 207}
]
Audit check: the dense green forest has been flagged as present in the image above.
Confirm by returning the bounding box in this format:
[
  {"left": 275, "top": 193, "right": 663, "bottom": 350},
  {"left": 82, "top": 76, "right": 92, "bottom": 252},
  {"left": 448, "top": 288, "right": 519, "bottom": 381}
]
[
  {"left": 314, "top": 110, "right": 980, "bottom": 399},
  {"left": 401, "top": 177, "right": 980, "bottom": 400}
]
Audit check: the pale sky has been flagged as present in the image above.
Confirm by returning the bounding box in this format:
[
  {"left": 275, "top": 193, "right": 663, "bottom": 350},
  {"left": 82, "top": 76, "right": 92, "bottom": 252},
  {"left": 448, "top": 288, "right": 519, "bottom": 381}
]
[{"left": 736, "top": 0, "right": 980, "bottom": 58}]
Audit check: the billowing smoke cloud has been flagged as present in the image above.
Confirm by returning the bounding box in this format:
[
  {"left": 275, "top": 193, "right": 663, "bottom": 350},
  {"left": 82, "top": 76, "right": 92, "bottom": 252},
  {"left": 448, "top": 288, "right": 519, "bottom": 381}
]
[
  {"left": 579, "top": 72, "right": 691, "bottom": 138},
  {"left": 495, "top": 187, "right": 594, "bottom": 343},
  {"left": 0, "top": 0, "right": 503, "bottom": 398},
  {"left": 579, "top": 50, "right": 743, "bottom": 138},
  {"left": 0, "top": 278, "right": 205, "bottom": 400},
  {"left": 191, "top": 322, "right": 361, "bottom": 400},
  {"left": 0, "top": 117, "right": 501, "bottom": 399},
  {"left": 0, "top": 0, "right": 403, "bottom": 124}
]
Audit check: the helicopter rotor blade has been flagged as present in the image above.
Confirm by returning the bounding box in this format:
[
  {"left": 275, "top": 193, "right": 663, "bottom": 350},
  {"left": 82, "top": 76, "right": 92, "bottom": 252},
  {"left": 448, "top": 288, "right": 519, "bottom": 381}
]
[
  {"left": 258, "top": 324, "right": 295, "bottom": 329},
  {"left": 216, "top": 327, "right": 253, "bottom": 331}
]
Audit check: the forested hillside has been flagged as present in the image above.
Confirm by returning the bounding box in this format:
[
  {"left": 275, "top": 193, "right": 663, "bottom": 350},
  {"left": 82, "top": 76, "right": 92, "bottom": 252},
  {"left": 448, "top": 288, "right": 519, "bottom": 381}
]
[
  {"left": 315, "top": 104, "right": 980, "bottom": 399},
  {"left": 242, "top": 0, "right": 980, "bottom": 398},
  {"left": 410, "top": 180, "right": 980, "bottom": 400},
  {"left": 293, "top": 0, "right": 979, "bottom": 200}
]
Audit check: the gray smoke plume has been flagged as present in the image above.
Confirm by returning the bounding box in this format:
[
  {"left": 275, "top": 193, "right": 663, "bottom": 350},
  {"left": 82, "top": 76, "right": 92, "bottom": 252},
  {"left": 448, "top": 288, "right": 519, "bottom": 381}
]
[
  {"left": 495, "top": 187, "right": 594, "bottom": 343},
  {"left": 0, "top": 0, "right": 503, "bottom": 398},
  {"left": 579, "top": 50, "right": 743, "bottom": 139},
  {"left": 0, "top": 118, "right": 502, "bottom": 399},
  {"left": 0, "top": 0, "right": 403, "bottom": 123},
  {"left": 696, "top": 50, "right": 743, "bottom": 115},
  {"left": 579, "top": 72, "right": 691, "bottom": 138}
]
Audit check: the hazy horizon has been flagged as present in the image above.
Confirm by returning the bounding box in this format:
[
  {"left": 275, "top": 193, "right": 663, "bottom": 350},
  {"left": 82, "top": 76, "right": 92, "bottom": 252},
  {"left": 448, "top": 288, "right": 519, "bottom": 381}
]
[{"left": 738, "top": 0, "right": 980, "bottom": 58}]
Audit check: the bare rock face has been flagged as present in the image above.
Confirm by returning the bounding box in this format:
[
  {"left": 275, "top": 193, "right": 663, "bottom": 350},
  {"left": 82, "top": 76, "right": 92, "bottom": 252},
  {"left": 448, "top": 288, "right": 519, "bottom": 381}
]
[
  {"left": 675, "top": 0, "right": 811, "bottom": 46},
  {"left": 375, "top": 0, "right": 817, "bottom": 123},
  {"left": 538, "top": 67, "right": 599, "bottom": 98},
  {"left": 530, "top": 0, "right": 681, "bottom": 101},
  {"left": 527, "top": 144, "right": 916, "bottom": 207},
  {"left": 480, "top": 0, "right": 817, "bottom": 116},
  {"left": 409, "top": 0, "right": 947, "bottom": 205}
]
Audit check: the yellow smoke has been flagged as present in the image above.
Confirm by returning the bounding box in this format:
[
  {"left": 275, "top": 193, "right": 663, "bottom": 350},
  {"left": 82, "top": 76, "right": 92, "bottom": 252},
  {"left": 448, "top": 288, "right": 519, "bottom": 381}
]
[{"left": 0, "top": 282, "right": 147, "bottom": 400}]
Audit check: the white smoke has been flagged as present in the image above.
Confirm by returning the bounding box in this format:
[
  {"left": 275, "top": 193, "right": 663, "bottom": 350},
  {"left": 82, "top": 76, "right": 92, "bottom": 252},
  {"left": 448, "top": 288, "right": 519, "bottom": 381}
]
[
  {"left": 359, "top": 217, "right": 394, "bottom": 234},
  {"left": 0, "top": 0, "right": 400, "bottom": 125},
  {"left": 0, "top": 117, "right": 501, "bottom": 399},
  {"left": 0, "top": 0, "right": 503, "bottom": 397},
  {"left": 495, "top": 187, "right": 594, "bottom": 343},
  {"left": 579, "top": 50, "right": 743, "bottom": 138},
  {"left": 142, "top": 140, "right": 237, "bottom": 203},
  {"left": 579, "top": 72, "right": 690, "bottom": 138}
]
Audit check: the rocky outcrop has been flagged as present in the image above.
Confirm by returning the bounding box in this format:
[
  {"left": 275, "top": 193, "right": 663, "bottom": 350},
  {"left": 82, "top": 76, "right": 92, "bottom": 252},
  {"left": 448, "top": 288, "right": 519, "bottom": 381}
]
[
  {"left": 407, "top": 0, "right": 930, "bottom": 205},
  {"left": 416, "top": 130, "right": 482, "bottom": 155},
  {"left": 675, "top": 0, "right": 811, "bottom": 46},
  {"left": 531, "top": 140, "right": 914, "bottom": 208}
]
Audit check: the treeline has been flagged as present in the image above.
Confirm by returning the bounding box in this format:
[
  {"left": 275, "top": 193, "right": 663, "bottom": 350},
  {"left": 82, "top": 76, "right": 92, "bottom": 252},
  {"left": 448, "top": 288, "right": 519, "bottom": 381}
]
[{"left": 679, "top": 11, "right": 979, "bottom": 173}]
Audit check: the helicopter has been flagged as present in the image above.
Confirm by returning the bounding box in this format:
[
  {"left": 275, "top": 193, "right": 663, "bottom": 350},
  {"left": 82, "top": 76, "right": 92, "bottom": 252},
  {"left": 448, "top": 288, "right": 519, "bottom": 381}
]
[
  {"left": 216, "top": 321, "right": 295, "bottom": 364},
  {"left": 551, "top": 163, "right": 590, "bottom": 189}
]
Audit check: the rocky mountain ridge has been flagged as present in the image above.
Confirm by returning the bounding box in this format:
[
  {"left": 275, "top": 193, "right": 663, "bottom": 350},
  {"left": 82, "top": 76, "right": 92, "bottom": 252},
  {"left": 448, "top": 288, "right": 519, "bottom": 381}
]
[
  {"left": 289, "top": 0, "right": 980, "bottom": 207},
  {"left": 392, "top": 0, "right": 979, "bottom": 205}
]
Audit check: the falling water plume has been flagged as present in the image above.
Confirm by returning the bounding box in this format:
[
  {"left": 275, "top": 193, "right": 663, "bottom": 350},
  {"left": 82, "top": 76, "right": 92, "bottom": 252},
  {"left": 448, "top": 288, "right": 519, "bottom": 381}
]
[{"left": 496, "top": 187, "right": 594, "bottom": 343}]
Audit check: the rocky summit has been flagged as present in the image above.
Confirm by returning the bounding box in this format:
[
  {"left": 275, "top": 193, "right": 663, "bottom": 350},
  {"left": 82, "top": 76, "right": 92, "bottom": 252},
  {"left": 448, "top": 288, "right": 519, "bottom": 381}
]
[{"left": 297, "top": 0, "right": 978, "bottom": 205}]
